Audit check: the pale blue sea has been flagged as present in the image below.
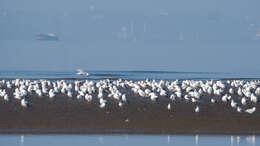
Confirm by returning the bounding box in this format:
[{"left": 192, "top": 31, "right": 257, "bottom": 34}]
[
  {"left": 0, "top": 134, "right": 259, "bottom": 146},
  {"left": 0, "top": 70, "right": 259, "bottom": 81}
]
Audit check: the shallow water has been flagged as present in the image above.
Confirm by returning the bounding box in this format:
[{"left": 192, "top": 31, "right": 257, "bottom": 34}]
[
  {"left": 0, "top": 134, "right": 258, "bottom": 146},
  {"left": 0, "top": 70, "right": 260, "bottom": 81}
]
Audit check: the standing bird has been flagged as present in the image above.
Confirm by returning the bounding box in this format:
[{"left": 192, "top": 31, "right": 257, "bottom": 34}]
[
  {"left": 122, "top": 94, "right": 127, "bottom": 102},
  {"left": 118, "top": 101, "right": 125, "bottom": 108},
  {"left": 241, "top": 97, "right": 247, "bottom": 105},
  {"left": 231, "top": 100, "right": 237, "bottom": 108},
  {"left": 99, "top": 98, "right": 107, "bottom": 108},
  {"left": 211, "top": 98, "right": 216, "bottom": 103},
  {"left": 67, "top": 91, "right": 73, "bottom": 98},
  {"left": 245, "top": 107, "right": 256, "bottom": 114},
  {"left": 237, "top": 106, "right": 242, "bottom": 113},
  {"left": 170, "top": 94, "right": 176, "bottom": 101},
  {"left": 49, "top": 89, "right": 56, "bottom": 98},
  {"left": 229, "top": 88, "right": 234, "bottom": 95},
  {"left": 237, "top": 87, "right": 243, "bottom": 97},
  {"left": 221, "top": 94, "right": 228, "bottom": 103},
  {"left": 250, "top": 94, "right": 258, "bottom": 103},
  {"left": 99, "top": 102, "right": 106, "bottom": 108},
  {"left": 21, "top": 99, "right": 29, "bottom": 108},
  {"left": 4, "top": 94, "right": 9, "bottom": 101},
  {"left": 150, "top": 92, "right": 158, "bottom": 101},
  {"left": 167, "top": 103, "right": 171, "bottom": 110},
  {"left": 195, "top": 106, "right": 200, "bottom": 113}
]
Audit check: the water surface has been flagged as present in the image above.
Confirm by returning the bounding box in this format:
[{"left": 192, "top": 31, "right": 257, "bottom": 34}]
[
  {"left": 0, "top": 70, "right": 260, "bottom": 81},
  {"left": 0, "top": 134, "right": 258, "bottom": 146}
]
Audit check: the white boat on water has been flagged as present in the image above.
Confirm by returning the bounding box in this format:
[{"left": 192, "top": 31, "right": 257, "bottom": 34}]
[
  {"left": 76, "top": 69, "right": 89, "bottom": 76},
  {"left": 36, "top": 33, "right": 59, "bottom": 41}
]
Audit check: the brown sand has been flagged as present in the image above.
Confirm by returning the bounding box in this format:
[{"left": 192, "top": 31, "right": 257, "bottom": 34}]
[{"left": 0, "top": 91, "right": 260, "bottom": 135}]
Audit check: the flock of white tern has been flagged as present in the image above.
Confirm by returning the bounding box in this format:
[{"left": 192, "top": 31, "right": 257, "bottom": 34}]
[{"left": 0, "top": 79, "right": 259, "bottom": 114}]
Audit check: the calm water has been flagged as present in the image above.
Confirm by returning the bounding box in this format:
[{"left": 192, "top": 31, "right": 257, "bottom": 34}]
[
  {"left": 0, "top": 70, "right": 260, "bottom": 81},
  {"left": 0, "top": 134, "right": 258, "bottom": 146}
]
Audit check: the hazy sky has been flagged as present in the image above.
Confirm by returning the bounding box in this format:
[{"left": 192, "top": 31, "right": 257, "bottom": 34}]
[{"left": 0, "top": 0, "right": 260, "bottom": 73}]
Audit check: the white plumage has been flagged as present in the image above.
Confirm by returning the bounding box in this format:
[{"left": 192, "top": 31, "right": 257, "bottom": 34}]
[{"left": 245, "top": 107, "right": 256, "bottom": 114}]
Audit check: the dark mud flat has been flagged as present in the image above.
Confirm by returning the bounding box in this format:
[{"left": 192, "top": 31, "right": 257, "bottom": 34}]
[{"left": 0, "top": 95, "right": 260, "bottom": 135}]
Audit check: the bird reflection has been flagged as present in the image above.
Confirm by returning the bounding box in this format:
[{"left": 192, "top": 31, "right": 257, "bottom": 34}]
[
  {"left": 195, "top": 135, "right": 199, "bottom": 145},
  {"left": 20, "top": 135, "right": 24, "bottom": 146},
  {"left": 98, "top": 136, "right": 104, "bottom": 144},
  {"left": 246, "top": 135, "right": 255, "bottom": 146},
  {"left": 237, "top": 136, "right": 240, "bottom": 145},
  {"left": 231, "top": 136, "right": 234, "bottom": 146}
]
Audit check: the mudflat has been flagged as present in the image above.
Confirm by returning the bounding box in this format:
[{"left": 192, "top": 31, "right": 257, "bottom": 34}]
[{"left": 0, "top": 93, "right": 259, "bottom": 134}]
